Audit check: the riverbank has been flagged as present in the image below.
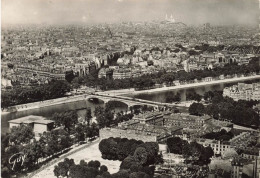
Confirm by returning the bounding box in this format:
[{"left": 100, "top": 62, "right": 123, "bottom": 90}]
[
  {"left": 4, "top": 94, "right": 91, "bottom": 113},
  {"left": 98, "top": 75, "right": 260, "bottom": 96},
  {"left": 3, "top": 75, "right": 260, "bottom": 113}
]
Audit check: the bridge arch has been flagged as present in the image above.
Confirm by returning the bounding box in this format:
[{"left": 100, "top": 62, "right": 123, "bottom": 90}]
[
  {"left": 87, "top": 97, "right": 107, "bottom": 104},
  {"left": 106, "top": 100, "right": 129, "bottom": 108},
  {"left": 86, "top": 95, "right": 162, "bottom": 111}
]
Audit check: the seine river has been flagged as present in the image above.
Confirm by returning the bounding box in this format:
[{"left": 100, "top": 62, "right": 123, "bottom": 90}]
[
  {"left": 127, "top": 79, "right": 260, "bottom": 102},
  {"left": 2, "top": 79, "right": 259, "bottom": 134}
]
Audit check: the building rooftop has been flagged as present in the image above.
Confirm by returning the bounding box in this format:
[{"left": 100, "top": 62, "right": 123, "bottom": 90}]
[
  {"left": 164, "top": 113, "right": 211, "bottom": 121},
  {"left": 8, "top": 115, "right": 54, "bottom": 125}
]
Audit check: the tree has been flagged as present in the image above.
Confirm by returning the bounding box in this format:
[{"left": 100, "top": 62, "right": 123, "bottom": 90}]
[
  {"left": 85, "top": 107, "right": 92, "bottom": 125},
  {"left": 212, "top": 92, "right": 224, "bottom": 104},
  {"left": 9, "top": 125, "right": 34, "bottom": 145},
  {"left": 100, "top": 165, "right": 108, "bottom": 174},
  {"left": 167, "top": 137, "right": 213, "bottom": 165},
  {"left": 222, "top": 148, "right": 238, "bottom": 159},
  {"left": 189, "top": 103, "right": 205, "bottom": 116},
  {"left": 53, "top": 158, "right": 75, "bottom": 178},
  {"left": 134, "top": 147, "right": 148, "bottom": 165},
  {"left": 202, "top": 129, "right": 233, "bottom": 141},
  {"left": 23, "top": 139, "right": 45, "bottom": 169},
  {"left": 1, "top": 167, "right": 11, "bottom": 178},
  {"left": 47, "top": 80, "right": 71, "bottom": 99},
  {"left": 189, "top": 141, "right": 204, "bottom": 162},
  {"left": 138, "top": 142, "right": 161, "bottom": 165},
  {"left": 206, "top": 104, "right": 219, "bottom": 119},
  {"left": 166, "top": 137, "right": 186, "bottom": 154},
  {"left": 58, "top": 130, "right": 73, "bottom": 150},
  {"left": 71, "top": 77, "right": 81, "bottom": 89},
  {"left": 65, "top": 70, "right": 75, "bottom": 83},
  {"left": 68, "top": 164, "right": 88, "bottom": 178},
  {"left": 99, "top": 138, "right": 118, "bottom": 160},
  {"left": 120, "top": 156, "right": 139, "bottom": 170},
  {"left": 50, "top": 111, "right": 78, "bottom": 133},
  {"left": 138, "top": 166, "right": 155, "bottom": 177},
  {"left": 90, "top": 123, "right": 99, "bottom": 138},
  {"left": 95, "top": 106, "right": 114, "bottom": 128},
  {"left": 111, "top": 170, "right": 130, "bottom": 178},
  {"left": 39, "top": 131, "right": 60, "bottom": 156},
  {"left": 99, "top": 138, "right": 144, "bottom": 161},
  {"left": 88, "top": 160, "right": 101, "bottom": 169},
  {"left": 187, "top": 92, "right": 202, "bottom": 102},
  {"left": 75, "top": 123, "right": 86, "bottom": 143},
  {"left": 1, "top": 93, "right": 12, "bottom": 108},
  {"left": 69, "top": 161, "right": 100, "bottom": 178},
  {"left": 204, "top": 91, "right": 215, "bottom": 101},
  {"left": 201, "top": 146, "right": 214, "bottom": 164},
  {"left": 99, "top": 171, "right": 111, "bottom": 178}
]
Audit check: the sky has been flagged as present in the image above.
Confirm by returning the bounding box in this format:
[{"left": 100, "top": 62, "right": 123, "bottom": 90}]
[{"left": 1, "top": 0, "right": 259, "bottom": 26}]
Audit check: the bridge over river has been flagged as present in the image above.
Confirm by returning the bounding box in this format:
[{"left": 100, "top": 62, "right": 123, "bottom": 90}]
[
  {"left": 6, "top": 93, "right": 180, "bottom": 113},
  {"left": 87, "top": 94, "right": 177, "bottom": 110}
]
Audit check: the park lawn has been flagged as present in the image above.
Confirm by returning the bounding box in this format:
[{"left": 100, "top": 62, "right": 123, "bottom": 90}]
[{"left": 32, "top": 141, "right": 121, "bottom": 178}]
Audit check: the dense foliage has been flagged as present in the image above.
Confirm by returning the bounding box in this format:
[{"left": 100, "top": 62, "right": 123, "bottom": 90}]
[
  {"left": 99, "top": 137, "right": 163, "bottom": 178},
  {"left": 114, "top": 113, "right": 134, "bottom": 125},
  {"left": 1, "top": 126, "right": 73, "bottom": 176},
  {"left": 202, "top": 129, "right": 234, "bottom": 141},
  {"left": 203, "top": 91, "right": 259, "bottom": 127},
  {"left": 187, "top": 90, "right": 259, "bottom": 127},
  {"left": 50, "top": 111, "right": 78, "bottom": 133},
  {"left": 186, "top": 92, "right": 202, "bottom": 102},
  {"left": 1, "top": 120, "right": 99, "bottom": 177},
  {"left": 94, "top": 106, "right": 114, "bottom": 129},
  {"left": 1, "top": 80, "right": 71, "bottom": 108},
  {"left": 74, "top": 123, "right": 99, "bottom": 143},
  {"left": 9, "top": 124, "right": 34, "bottom": 145},
  {"left": 189, "top": 103, "right": 205, "bottom": 116},
  {"left": 99, "top": 137, "right": 144, "bottom": 161},
  {"left": 53, "top": 157, "right": 159, "bottom": 178},
  {"left": 94, "top": 103, "right": 139, "bottom": 128},
  {"left": 54, "top": 159, "right": 109, "bottom": 178},
  {"left": 166, "top": 137, "right": 214, "bottom": 165}
]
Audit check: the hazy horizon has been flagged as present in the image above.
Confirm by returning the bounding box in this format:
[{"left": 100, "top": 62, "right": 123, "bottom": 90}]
[{"left": 2, "top": 0, "right": 259, "bottom": 26}]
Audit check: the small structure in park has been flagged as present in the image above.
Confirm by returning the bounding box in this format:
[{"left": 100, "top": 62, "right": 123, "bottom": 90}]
[{"left": 8, "top": 115, "right": 54, "bottom": 136}]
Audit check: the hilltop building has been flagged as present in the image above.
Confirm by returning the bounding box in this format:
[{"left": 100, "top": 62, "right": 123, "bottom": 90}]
[{"left": 165, "top": 14, "right": 176, "bottom": 23}]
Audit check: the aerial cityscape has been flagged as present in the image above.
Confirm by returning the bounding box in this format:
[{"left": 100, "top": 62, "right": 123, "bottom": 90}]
[{"left": 1, "top": 0, "right": 260, "bottom": 178}]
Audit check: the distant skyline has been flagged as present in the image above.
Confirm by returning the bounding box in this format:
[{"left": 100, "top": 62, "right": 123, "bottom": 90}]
[{"left": 2, "top": 0, "right": 259, "bottom": 26}]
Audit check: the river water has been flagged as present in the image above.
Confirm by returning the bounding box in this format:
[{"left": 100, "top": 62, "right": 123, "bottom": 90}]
[
  {"left": 2, "top": 79, "right": 259, "bottom": 134},
  {"left": 127, "top": 79, "right": 260, "bottom": 102}
]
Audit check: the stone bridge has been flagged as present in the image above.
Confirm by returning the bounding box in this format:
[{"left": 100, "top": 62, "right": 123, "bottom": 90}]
[{"left": 86, "top": 94, "right": 177, "bottom": 110}]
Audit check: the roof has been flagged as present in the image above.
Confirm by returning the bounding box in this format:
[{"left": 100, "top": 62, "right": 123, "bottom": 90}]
[
  {"left": 164, "top": 113, "right": 211, "bottom": 122},
  {"left": 8, "top": 115, "right": 54, "bottom": 125}
]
